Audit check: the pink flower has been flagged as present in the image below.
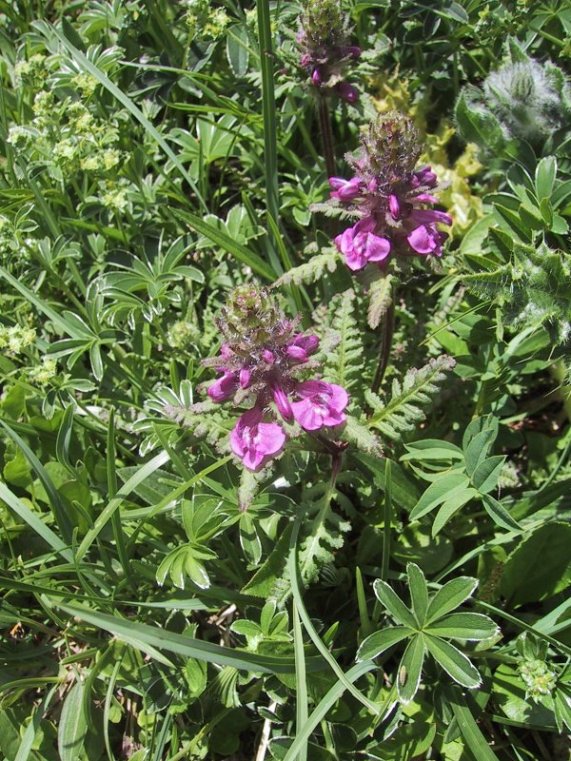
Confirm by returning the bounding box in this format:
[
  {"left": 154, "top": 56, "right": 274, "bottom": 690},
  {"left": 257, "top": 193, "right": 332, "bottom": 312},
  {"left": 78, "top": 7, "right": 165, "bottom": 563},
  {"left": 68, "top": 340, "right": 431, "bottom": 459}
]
[
  {"left": 335, "top": 218, "right": 391, "bottom": 271},
  {"left": 291, "top": 381, "right": 349, "bottom": 431},
  {"left": 207, "top": 371, "right": 238, "bottom": 402},
  {"left": 230, "top": 408, "right": 286, "bottom": 471},
  {"left": 407, "top": 225, "right": 448, "bottom": 256}
]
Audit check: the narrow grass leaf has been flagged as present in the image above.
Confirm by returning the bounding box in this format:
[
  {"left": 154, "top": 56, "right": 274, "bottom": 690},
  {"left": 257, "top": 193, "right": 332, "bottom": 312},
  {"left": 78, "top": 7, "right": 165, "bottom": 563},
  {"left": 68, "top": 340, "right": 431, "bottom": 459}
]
[
  {"left": 0, "top": 481, "right": 73, "bottom": 562},
  {"left": 57, "top": 603, "right": 317, "bottom": 674},
  {"left": 447, "top": 689, "right": 501, "bottom": 761},
  {"left": 293, "top": 602, "right": 308, "bottom": 761}
]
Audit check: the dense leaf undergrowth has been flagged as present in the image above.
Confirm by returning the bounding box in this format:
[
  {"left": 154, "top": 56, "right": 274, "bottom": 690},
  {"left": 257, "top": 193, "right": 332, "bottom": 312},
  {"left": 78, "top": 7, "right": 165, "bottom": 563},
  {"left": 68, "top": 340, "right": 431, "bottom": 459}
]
[{"left": 0, "top": 1, "right": 570, "bottom": 759}]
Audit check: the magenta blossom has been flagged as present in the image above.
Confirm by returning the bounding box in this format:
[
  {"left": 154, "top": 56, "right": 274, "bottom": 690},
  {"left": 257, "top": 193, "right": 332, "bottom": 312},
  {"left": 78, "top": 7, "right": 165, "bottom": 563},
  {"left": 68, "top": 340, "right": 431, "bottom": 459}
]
[
  {"left": 230, "top": 408, "right": 286, "bottom": 471},
  {"left": 335, "top": 218, "right": 391, "bottom": 271},
  {"left": 291, "top": 381, "right": 349, "bottom": 431}
]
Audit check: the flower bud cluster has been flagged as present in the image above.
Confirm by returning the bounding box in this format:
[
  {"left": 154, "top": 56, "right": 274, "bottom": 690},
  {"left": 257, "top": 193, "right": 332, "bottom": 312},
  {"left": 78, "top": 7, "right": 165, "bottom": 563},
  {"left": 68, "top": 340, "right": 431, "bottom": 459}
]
[
  {"left": 203, "top": 287, "right": 349, "bottom": 471},
  {"left": 329, "top": 113, "right": 452, "bottom": 271},
  {"left": 297, "top": 0, "right": 360, "bottom": 103}
]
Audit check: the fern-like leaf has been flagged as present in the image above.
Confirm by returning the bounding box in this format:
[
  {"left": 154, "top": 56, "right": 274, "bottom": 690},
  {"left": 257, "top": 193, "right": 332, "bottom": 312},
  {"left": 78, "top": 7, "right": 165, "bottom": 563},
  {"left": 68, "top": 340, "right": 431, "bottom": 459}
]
[
  {"left": 367, "top": 272, "right": 394, "bottom": 329},
  {"left": 274, "top": 249, "right": 339, "bottom": 287},
  {"left": 367, "top": 356, "right": 456, "bottom": 440},
  {"left": 322, "top": 289, "right": 364, "bottom": 390}
]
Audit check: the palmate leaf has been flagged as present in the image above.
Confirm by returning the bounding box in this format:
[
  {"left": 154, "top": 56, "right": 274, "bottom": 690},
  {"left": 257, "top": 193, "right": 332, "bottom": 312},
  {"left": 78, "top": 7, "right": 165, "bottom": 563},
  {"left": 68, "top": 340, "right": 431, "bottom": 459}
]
[
  {"left": 426, "top": 577, "right": 479, "bottom": 624},
  {"left": 367, "top": 356, "right": 455, "bottom": 440}
]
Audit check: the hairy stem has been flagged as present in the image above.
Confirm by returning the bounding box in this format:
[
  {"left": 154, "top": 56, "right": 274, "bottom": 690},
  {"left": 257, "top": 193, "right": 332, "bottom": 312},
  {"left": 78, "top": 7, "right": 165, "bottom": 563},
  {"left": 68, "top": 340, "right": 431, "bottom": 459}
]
[
  {"left": 371, "top": 298, "right": 395, "bottom": 394},
  {"left": 316, "top": 95, "right": 336, "bottom": 178}
]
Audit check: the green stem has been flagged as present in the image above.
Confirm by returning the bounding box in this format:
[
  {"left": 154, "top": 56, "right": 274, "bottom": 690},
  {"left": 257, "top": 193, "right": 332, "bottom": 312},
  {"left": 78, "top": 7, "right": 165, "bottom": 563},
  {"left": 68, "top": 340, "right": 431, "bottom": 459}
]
[{"left": 371, "top": 299, "right": 395, "bottom": 394}]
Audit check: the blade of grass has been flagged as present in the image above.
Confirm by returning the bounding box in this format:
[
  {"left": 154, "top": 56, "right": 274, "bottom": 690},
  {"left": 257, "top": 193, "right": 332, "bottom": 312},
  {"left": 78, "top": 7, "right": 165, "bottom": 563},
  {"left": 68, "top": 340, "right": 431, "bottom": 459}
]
[
  {"left": 14, "top": 684, "right": 59, "bottom": 761},
  {"left": 0, "top": 482, "right": 73, "bottom": 562},
  {"left": 0, "top": 420, "right": 73, "bottom": 544},
  {"left": 256, "top": 0, "right": 283, "bottom": 277},
  {"left": 76, "top": 450, "right": 171, "bottom": 562},
  {"left": 172, "top": 208, "right": 275, "bottom": 281},
  {"left": 282, "top": 661, "right": 381, "bottom": 761},
  {"left": 289, "top": 513, "right": 381, "bottom": 715},
  {"left": 56, "top": 602, "right": 323, "bottom": 675},
  {"left": 446, "top": 688, "right": 501, "bottom": 761},
  {"left": 107, "top": 410, "right": 131, "bottom": 580},
  {"left": 293, "top": 601, "right": 308, "bottom": 761}
]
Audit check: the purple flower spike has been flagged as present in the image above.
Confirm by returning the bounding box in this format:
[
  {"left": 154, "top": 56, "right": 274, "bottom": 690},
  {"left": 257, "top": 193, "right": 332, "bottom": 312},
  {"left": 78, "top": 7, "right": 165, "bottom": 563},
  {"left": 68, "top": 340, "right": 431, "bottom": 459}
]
[
  {"left": 207, "top": 371, "right": 238, "bottom": 402},
  {"left": 326, "top": 115, "right": 452, "bottom": 268},
  {"left": 273, "top": 385, "right": 294, "bottom": 422},
  {"left": 291, "top": 381, "right": 349, "bottom": 431},
  {"left": 230, "top": 408, "right": 286, "bottom": 471}
]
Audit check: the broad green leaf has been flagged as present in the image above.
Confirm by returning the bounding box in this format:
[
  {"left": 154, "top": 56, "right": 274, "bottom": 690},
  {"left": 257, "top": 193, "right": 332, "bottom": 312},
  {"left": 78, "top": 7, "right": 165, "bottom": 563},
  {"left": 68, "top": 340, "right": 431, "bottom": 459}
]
[
  {"left": 401, "top": 439, "right": 464, "bottom": 462},
  {"left": 471, "top": 456, "right": 506, "bottom": 494},
  {"left": 482, "top": 494, "right": 522, "bottom": 532},
  {"left": 58, "top": 681, "right": 89, "bottom": 761},
  {"left": 407, "top": 563, "right": 429, "bottom": 626},
  {"left": 500, "top": 522, "right": 571, "bottom": 606},
  {"left": 464, "top": 429, "right": 496, "bottom": 476},
  {"left": 426, "top": 577, "right": 478, "bottom": 624},
  {"left": 425, "top": 613, "right": 499, "bottom": 641},
  {"left": 373, "top": 580, "right": 418, "bottom": 629},
  {"left": 425, "top": 635, "right": 481, "bottom": 688},
  {"left": 410, "top": 474, "right": 471, "bottom": 521},
  {"left": 397, "top": 634, "right": 426, "bottom": 704},
  {"left": 357, "top": 627, "right": 412, "bottom": 661},
  {"left": 432, "top": 488, "right": 478, "bottom": 537}
]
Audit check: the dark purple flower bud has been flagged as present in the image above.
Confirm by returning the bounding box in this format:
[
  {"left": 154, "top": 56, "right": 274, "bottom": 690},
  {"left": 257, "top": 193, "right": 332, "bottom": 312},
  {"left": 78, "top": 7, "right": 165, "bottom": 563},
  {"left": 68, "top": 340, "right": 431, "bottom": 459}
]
[
  {"left": 389, "top": 194, "right": 400, "bottom": 220},
  {"left": 413, "top": 166, "right": 438, "bottom": 188},
  {"left": 239, "top": 368, "right": 252, "bottom": 388},
  {"left": 300, "top": 53, "right": 311, "bottom": 67},
  {"left": 272, "top": 385, "right": 294, "bottom": 422},
  {"left": 345, "top": 45, "right": 361, "bottom": 59},
  {"left": 208, "top": 371, "right": 238, "bottom": 402},
  {"left": 329, "top": 176, "right": 363, "bottom": 202},
  {"left": 311, "top": 67, "right": 322, "bottom": 86},
  {"left": 262, "top": 349, "right": 275, "bottom": 364},
  {"left": 336, "top": 81, "right": 359, "bottom": 103},
  {"left": 289, "top": 333, "right": 319, "bottom": 358}
]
